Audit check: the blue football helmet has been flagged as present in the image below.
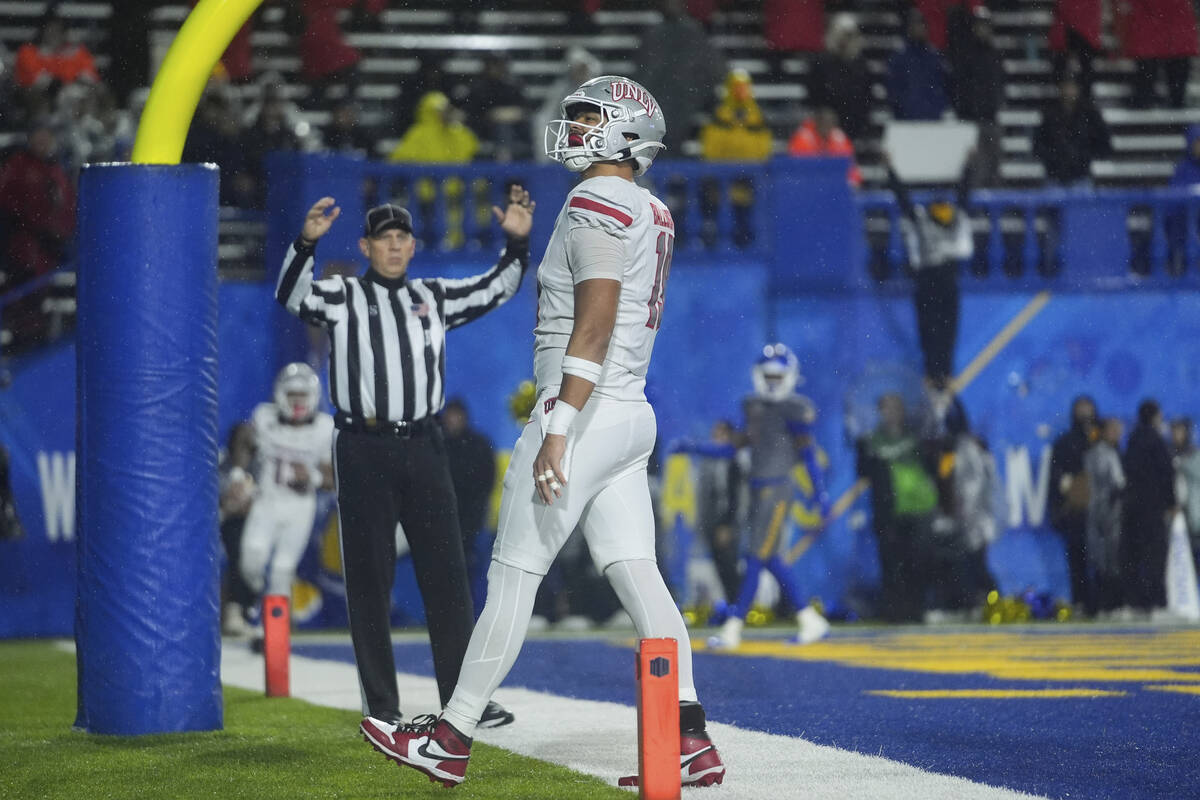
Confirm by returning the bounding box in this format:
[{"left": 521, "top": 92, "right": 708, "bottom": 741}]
[{"left": 752, "top": 343, "right": 801, "bottom": 400}]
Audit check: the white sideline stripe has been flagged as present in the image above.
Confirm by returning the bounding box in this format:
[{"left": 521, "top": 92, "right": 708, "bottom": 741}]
[{"left": 219, "top": 642, "right": 1046, "bottom": 799}]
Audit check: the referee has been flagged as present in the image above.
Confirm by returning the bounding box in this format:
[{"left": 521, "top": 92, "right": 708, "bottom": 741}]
[{"left": 275, "top": 185, "right": 535, "bottom": 737}]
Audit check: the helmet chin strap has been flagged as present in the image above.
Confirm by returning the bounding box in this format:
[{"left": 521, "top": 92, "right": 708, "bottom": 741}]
[{"left": 564, "top": 154, "right": 591, "bottom": 172}]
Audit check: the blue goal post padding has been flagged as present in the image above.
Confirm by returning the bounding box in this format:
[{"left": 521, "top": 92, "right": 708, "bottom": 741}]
[{"left": 74, "top": 163, "right": 222, "bottom": 735}]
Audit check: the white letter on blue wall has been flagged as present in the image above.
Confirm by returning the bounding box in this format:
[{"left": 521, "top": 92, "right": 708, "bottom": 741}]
[
  {"left": 1005, "top": 444, "right": 1051, "bottom": 528},
  {"left": 37, "top": 451, "right": 76, "bottom": 542}
]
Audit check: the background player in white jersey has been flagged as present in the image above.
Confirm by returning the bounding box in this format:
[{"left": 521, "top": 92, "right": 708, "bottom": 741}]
[
  {"left": 240, "top": 363, "right": 334, "bottom": 636},
  {"left": 366, "top": 76, "right": 725, "bottom": 789},
  {"left": 709, "top": 344, "right": 832, "bottom": 649}
]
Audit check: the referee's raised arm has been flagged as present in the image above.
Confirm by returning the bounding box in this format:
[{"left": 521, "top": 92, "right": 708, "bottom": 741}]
[
  {"left": 275, "top": 197, "right": 346, "bottom": 328},
  {"left": 431, "top": 184, "right": 536, "bottom": 330}
]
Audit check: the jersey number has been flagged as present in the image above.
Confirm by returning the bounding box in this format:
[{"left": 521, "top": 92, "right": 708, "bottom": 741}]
[{"left": 645, "top": 231, "right": 674, "bottom": 330}]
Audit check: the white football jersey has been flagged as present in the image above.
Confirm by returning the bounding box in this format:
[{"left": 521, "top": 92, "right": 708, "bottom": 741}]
[
  {"left": 533, "top": 175, "right": 676, "bottom": 401},
  {"left": 250, "top": 402, "right": 334, "bottom": 498}
]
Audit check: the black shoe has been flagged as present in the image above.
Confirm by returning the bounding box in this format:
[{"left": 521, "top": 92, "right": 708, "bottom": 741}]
[{"left": 477, "top": 701, "right": 515, "bottom": 729}]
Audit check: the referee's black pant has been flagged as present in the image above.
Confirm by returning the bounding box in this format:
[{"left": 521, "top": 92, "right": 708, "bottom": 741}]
[{"left": 333, "top": 423, "right": 474, "bottom": 717}]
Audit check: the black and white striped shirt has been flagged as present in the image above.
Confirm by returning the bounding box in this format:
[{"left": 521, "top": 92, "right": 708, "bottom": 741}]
[{"left": 276, "top": 237, "right": 529, "bottom": 422}]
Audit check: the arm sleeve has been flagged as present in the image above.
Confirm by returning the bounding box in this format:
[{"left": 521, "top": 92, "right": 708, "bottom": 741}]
[
  {"left": 566, "top": 224, "right": 626, "bottom": 283},
  {"left": 275, "top": 238, "right": 346, "bottom": 329},
  {"left": 434, "top": 237, "right": 530, "bottom": 330}
]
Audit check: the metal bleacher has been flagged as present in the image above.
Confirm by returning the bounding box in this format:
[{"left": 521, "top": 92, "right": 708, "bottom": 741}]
[{"left": 0, "top": 0, "right": 1196, "bottom": 187}]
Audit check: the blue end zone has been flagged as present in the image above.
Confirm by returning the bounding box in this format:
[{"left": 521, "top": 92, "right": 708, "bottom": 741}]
[{"left": 295, "top": 627, "right": 1200, "bottom": 800}]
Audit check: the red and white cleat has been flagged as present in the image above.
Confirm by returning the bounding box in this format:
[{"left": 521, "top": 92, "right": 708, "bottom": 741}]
[
  {"left": 361, "top": 714, "right": 472, "bottom": 788},
  {"left": 617, "top": 730, "right": 726, "bottom": 788}
]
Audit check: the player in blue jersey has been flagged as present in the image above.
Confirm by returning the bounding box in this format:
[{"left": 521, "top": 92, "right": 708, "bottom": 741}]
[{"left": 709, "top": 343, "right": 831, "bottom": 648}]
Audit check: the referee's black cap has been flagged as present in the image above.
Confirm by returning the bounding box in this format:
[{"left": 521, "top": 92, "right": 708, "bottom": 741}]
[{"left": 364, "top": 204, "right": 414, "bottom": 237}]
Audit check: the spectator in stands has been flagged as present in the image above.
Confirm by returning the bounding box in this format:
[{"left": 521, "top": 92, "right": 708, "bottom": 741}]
[
  {"left": 885, "top": 8, "right": 950, "bottom": 121},
  {"left": 700, "top": 69, "right": 770, "bottom": 247},
  {"left": 299, "top": 0, "right": 384, "bottom": 107},
  {"left": 242, "top": 90, "right": 305, "bottom": 207},
  {"left": 1121, "top": 399, "right": 1177, "bottom": 612},
  {"left": 1049, "top": 395, "right": 1098, "bottom": 612},
  {"left": 387, "top": 91, "right": 479, "bottom": 163},
  {"left": 763, "top": 0, "right": 825, "bottom": 53},
  {"left": 1115, "top": 0, "right": 1198, "bottom": 109},
  {"left": 635, "top": 0, "right": 726, "bottom": 149},
  {"left": 912, "top": 0, "right": 983, "bottom": 53},
  {"left": 463, "top": 53, "right": 530, "bottom": 162},
  {"left": 0, "top": 119, "right": 75, "bottom": 291},
  {"left": 219, "top": 421, "right": 257, "bottom": 637},
  {"left": 949, "top": 6, "right": 1004, "bottom": 186},
  {"left": 533, "top": 47, "right": 601, "bottom": 163},
  {"left": 441, "top": 397, "right": 496, "bottom": 615},
  {"left": 856, "top": 393, "right": 940, "bottom": 623},
  {"left": 15, "top": 9, "right": 99, "bottom": 94},
  {"left": 323, "top": 99, "right": 374, "bottom": 155},
  {"left": 700, "top": 68, "right": 772, "bottom": 161},
  {"left": 1048, "top": 0, "right": 1103, "bottom": 96},
  {"left": 54, "top": 83, "right": 133, "bottom": 175},
  {"left": 1084, "top": 417, "right": 1126, "bottom": 616},
  {"left": 394, "top": 59, "right": 447, "bottom": 137},
  {"left": 788, "top": 107, "right": 862, "bottom": 187},
  {"left": 1170, "top": 418, "right": 1200, "bottom": 571},
  {"left": 883, "top": 149, "right": 974, "bottom": 387},
  {"left": 183, "top": 91, "right": 256, "bottom": 207},
  {"left": 1033, "top": 74, "right": 1111, "bottom": 186},
  {"left": 807, "top": 13, "right": 873, "bottom": 142}
]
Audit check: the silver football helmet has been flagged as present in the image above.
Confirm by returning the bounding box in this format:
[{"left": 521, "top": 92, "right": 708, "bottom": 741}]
[
  {"left": 545, "top": 75, "right": 667, "bottom": 176},
  {"left": 273, "top": 362, "right": 321, "bottom": 423},
  {"left": 752, "top": 343, "right": 802, "bottom": 400}
]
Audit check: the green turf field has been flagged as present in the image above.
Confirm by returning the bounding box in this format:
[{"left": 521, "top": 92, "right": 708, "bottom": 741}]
[{"left": 0, "top": 641, "right": 629, "bottom": 799}]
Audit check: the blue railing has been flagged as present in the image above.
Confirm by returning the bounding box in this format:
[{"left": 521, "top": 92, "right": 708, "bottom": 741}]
[
  {"left": 264, "top": 153, "right": 1200, "bottom": 292},
  {"left": 860, "top": 185, "right": 1200, "bottom": 291}
]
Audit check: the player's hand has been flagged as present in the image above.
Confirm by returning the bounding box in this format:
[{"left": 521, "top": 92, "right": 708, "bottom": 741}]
[
  {"left": 301, "top": 197, "right": 340, "bottom": 243},
  {"left": 493, "top": 184, "right": 535, "bottom": 240},
  {"left": 532, "top": 433, "right": 567, "bottom": 505}
]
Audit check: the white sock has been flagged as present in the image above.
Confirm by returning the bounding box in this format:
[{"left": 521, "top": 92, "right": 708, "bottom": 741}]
[
  {"left": 604, "top": 559, "right": 698, "bottom": 703},
  {"left": 442, "top": 560, "right": 541, "bottom": 738}
]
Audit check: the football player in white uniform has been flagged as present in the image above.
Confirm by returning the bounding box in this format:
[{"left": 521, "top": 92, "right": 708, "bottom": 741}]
[
  {"left": 366, "top": 76, "right": 725, "bottom": 789},
  {"left": 240, "top": 363, "right": 334, "bottom": 632}
]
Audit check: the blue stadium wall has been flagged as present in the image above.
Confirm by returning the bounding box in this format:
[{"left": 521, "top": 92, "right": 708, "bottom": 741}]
[{"left": 5, "top": 156, "right": 1200, "bottom": 636}]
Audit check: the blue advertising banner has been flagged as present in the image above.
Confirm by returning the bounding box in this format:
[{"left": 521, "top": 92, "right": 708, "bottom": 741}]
[{"left": 6, "top": 270, "right": 1200, "bottom": 636}]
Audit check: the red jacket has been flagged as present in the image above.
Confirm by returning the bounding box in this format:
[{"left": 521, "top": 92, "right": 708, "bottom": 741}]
[
  {"left": 1115, "top": 0, "right": 1199, "bottom": 58},
  {"left": 765, "top": 0, "right": 824, "bottom": 52},
  {"left": 300, "top": 0, "right": 361, "bottom": 80},
  {"left": 912, "top": 0, "right": 983, "bottom": 51},
  {"left": 0, "top": 150, "right": 75, "bottom": 280},
  {"left": 1048, "top": 0, "right": 1104, "bottom": 50},
  {"left": 788, "top": 119, "right": 862, "bottom": 187},
  {"left": 14, "top": 43, "right": 98, "bottom": 88}
]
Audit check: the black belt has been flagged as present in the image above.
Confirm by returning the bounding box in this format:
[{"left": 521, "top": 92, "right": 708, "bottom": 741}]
[{"left": 335, "top": 413, "right": 436, "bottom": 438}]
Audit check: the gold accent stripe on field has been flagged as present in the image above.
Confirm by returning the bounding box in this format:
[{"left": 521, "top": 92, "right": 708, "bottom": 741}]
[
  {"left": 704, "top": 630, "right": 1200, "bottom": 684},
  {"left": 1143, "top": 685, "right": 1200, "bottom": 696},
  {"left": 867, "top": 689, "right": 1127, "bottom": 699}
]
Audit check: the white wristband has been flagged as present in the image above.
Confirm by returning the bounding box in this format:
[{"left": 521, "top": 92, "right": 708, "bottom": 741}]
[
  {"left": 561, "top": 355, "right": 603, "bottom": 384},
  {"left": 545, "top": 399, "right": 580, "bottom": 436}
]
